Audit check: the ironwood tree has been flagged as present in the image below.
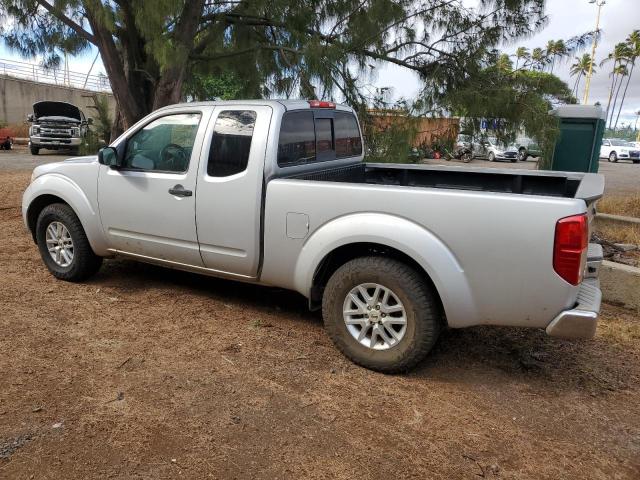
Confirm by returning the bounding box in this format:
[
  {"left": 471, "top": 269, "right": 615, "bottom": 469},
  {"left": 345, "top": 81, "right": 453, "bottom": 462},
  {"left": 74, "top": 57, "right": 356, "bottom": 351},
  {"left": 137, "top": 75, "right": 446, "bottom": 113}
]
[{"left": 1, "top": 0, "right": 550, "bottom": 136}]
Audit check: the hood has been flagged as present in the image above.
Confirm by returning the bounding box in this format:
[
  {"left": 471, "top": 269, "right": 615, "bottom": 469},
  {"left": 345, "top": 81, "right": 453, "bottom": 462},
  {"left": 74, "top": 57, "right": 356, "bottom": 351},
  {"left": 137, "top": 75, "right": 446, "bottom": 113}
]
[
  {"left": 33, "top": 101, "right": 81, "bottom": 122},
  {"left": 30, "top": 156, "right": 98, "bottom": 182}
]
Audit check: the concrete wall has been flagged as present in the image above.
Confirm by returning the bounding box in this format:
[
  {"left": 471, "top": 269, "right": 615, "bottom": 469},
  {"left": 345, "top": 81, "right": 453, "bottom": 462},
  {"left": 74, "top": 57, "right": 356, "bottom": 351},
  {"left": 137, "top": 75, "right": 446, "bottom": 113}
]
[{"left": 0, "top": 75, "right": 116, "bottom": 125}]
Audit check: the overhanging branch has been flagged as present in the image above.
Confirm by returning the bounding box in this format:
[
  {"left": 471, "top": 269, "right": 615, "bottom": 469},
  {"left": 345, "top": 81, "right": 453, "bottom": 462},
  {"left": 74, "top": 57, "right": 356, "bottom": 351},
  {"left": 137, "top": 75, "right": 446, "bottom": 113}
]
[{"left": 35, "top": 0, "right": 96, "bottom": 44}]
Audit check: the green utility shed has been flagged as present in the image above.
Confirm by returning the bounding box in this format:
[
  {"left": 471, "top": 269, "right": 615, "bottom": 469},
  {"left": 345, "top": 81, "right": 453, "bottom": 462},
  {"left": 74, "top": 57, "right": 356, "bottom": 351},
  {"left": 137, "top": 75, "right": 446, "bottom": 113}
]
[{"left": 548, "top": 105, "right": 606, "bottom": 173}]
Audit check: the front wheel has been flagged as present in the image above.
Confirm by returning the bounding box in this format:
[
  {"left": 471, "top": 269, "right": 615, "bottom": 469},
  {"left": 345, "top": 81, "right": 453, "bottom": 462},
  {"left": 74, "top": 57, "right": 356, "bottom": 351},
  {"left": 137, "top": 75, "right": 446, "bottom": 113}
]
[
  {"left": 461, "top": 152, "right": 472, "bottom": 163},
  {"left": 322, "top": 257, "right": 442, "bottom": 373},
  {"left": 30, "top": 146, "right": 39, "bottom": 155},
  {"left": 36, "top": 203, "right": 102, "bottom": 281},
  {"left": 609, "top": 151, "right": 618, "bottom": 163},
  {"left": 518, "top": 148, "right": 527, "bottom": 161},
  {"left": 488, "top": 152, "right": 495, "bottom": 162}
]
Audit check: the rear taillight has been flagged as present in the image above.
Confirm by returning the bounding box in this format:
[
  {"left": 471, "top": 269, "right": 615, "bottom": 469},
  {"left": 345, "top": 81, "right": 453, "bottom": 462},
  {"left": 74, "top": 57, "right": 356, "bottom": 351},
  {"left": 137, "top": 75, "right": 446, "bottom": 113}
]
[
  {"left": 553, "top": 214, "right": 588, "bottom": 285},
  {"left": 308, "top": 100, "right": 336, "bottom": 108}
]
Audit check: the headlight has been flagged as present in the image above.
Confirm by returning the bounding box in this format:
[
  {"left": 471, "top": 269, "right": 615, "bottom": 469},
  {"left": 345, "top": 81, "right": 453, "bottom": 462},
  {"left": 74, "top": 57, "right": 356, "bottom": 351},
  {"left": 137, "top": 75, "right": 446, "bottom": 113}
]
[
  {"left": 71, "top": 127, "right": 80, "bottom": 136},
  {"left": 30, "top": 126, "right": 39, "bottom": 135}
]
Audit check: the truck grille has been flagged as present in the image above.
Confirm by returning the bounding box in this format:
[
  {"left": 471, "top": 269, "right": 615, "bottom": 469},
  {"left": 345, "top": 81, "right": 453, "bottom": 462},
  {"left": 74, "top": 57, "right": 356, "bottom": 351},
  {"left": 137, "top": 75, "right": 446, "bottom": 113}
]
[{"left": 39, "top": 127, "right": 72, "bottom": 138}]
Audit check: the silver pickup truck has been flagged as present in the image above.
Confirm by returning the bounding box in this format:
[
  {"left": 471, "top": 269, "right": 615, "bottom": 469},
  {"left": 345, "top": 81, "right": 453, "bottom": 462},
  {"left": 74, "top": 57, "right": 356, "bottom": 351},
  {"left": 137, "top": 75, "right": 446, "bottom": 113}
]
[{"left": 22, "top": 100, "right": 604, "bottom": 372}]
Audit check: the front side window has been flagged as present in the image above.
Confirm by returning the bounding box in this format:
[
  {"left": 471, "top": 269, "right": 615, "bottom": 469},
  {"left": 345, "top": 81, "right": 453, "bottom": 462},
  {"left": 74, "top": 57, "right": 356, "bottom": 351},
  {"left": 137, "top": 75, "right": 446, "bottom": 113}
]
[
  {"left": 278, "top": 111, "right": 316, "bottom": 166},
  {"left": 207, "top": 110, "right": 257, "bottom": 177},
  {"left": 123, "top": 113, "right": 201, "bottom": 172}
]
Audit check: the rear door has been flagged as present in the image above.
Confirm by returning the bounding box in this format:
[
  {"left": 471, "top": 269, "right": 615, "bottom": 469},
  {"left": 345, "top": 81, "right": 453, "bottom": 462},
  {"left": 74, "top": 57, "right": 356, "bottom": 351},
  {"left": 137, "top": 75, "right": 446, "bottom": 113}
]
[{"left": 195, "top": 105, "right": 272, "bottom": 277}]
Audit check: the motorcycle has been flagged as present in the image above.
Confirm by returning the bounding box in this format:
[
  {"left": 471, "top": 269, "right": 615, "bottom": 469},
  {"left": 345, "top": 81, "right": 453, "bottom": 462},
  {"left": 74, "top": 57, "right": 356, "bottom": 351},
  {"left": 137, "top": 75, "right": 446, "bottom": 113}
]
[{"left": 444, "top": 142, "right": 473, "bottom": 163}]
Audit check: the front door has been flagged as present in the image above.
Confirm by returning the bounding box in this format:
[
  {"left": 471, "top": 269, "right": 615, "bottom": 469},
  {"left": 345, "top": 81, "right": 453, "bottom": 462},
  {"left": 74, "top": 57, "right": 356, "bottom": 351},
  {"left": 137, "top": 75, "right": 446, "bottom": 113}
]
[{"left": 98, "top": 110, "right": 211, "bottom": 266}]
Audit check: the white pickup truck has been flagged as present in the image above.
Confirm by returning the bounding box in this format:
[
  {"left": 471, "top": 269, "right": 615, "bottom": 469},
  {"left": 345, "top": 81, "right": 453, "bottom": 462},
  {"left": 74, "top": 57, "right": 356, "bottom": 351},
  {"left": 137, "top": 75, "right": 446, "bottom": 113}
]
[{"left": 23, "top": 100, "right": 605, "bottom": 372}]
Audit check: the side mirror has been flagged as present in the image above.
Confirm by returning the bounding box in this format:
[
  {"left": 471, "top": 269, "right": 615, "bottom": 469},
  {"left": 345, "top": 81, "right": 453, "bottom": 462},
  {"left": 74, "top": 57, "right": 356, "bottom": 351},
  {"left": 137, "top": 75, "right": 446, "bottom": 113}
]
[
  {"left": 27, "top": 114, "right": 34, "bottom": 122},
  {"left": 98, "top": 146, "right": 121, "bottom": 168}
]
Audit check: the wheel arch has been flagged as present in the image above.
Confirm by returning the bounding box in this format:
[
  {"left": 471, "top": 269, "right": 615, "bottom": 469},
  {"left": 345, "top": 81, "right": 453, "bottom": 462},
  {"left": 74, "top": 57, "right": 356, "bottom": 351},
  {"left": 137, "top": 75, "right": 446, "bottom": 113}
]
[
  {"left": 24, "top": 174, "right": 109, "bottom": 255},
  {"left": 294, "top": 213, "right": 477, "bottom": 327},
  {"left": 310, "top": 242, "right": 445, "bottom": 315},
  {"left": 26, "top": 194, "right": 70, "bottom": 242}
]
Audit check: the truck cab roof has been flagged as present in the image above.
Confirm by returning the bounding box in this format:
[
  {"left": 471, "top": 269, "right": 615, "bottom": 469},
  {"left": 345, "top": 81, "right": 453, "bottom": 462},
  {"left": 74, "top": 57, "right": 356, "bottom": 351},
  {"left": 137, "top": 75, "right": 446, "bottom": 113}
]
[{"left": 155, "top": 99, "right": 354, "bottom": 113}]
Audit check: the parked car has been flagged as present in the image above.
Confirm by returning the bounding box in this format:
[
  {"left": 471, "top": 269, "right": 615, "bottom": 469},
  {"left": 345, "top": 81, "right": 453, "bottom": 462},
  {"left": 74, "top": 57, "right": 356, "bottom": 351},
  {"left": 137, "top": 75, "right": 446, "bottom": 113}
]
[
  {"left": 23, "top": 100, "right": 604, "bottom": 373},
  {"left": 27, "top": 101, "right": 91, "bottom": 155},
  {"left": 473, "top": 136, "right": 519, "bottom": 162},
  {"left": 600, "top": 138, "right": 640, "bottom": 163},
  {"left": 514, "top": 137, "right": 542, "bottom": 161}
]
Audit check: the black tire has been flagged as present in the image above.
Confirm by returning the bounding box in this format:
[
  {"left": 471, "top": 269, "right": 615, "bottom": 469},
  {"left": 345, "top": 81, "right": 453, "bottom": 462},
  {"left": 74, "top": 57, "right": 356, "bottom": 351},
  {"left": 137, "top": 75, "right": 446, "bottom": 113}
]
[
  {"left": 35, "top": 203, "right": 102, "bottom": 281},
  {"left": 633, "top": 159, "right": 640, "bottom": 164},
  {"left": 518, "top": 148, "right": 527, "bottom": 162},
  {"left": 30, "top": 146, "right": 40, "bottom": 155},
  {"left": 609, "top": 151, "right": 617, "bottom": 163},
  {"left": 461, "top": 152, "right": 472, "bottom": 163},
  {"left": 488, "top": 152, "right": 495, "bottom": 162},
  {"left": 322, "top": 257, "right": 442, "bottom": 373}
]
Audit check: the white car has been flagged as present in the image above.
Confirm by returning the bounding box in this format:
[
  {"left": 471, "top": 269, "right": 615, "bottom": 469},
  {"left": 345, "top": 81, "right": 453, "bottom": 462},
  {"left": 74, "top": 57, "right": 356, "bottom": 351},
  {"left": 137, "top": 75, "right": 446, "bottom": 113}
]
[{"left": 600, "top": 138, "right": 640, "bottom": 164}]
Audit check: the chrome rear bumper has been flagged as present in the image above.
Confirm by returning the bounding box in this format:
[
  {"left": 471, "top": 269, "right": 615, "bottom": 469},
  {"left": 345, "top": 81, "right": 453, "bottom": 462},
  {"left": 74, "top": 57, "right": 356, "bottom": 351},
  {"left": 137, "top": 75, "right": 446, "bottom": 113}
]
[
  {"left": 546, "top": 279, "right": 601, "bottom": 339},
  {"left": 546, "top": 242, "right": 603, "bottom": 339}
]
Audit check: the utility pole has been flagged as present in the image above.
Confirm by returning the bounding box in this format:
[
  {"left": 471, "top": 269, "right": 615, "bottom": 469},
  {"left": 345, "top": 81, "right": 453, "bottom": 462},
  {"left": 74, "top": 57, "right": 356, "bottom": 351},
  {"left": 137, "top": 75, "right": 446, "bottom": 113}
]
[{"left": 582, "top": 0, "right": 606, "bottom": 104}]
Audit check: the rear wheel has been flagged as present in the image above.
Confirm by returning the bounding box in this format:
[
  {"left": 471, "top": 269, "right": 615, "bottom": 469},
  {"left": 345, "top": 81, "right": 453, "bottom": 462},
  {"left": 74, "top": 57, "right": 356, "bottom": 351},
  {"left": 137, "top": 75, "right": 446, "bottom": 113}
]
[
  {"left": 609, "top": 151, "right": 618, "bottom": 162},
  {"left": 322, "top": 257, "right": 441, "bottom": 373},
  {"left": 30, "top": 146, "right": 39, "bottom": 155},
  {"left": 461, "top": 152, "right": 472, "bottom": 163},
  {"left": 35, "top": 203, "right": 102, "bottom": 281}
]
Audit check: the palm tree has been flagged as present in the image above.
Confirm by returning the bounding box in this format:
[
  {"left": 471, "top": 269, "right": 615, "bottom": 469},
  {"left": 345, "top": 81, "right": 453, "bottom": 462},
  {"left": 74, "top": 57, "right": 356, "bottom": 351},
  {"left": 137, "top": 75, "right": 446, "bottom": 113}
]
[
  {"left": 570, "top": 54, "right": 595, "bottom": 100},
  {"left": 613, "top": 30, "right": 640, "bottom": 130},
  {"left": 496, "top": 53, "right": 513, "bottom": 72},
  {"left": 609, "top": 63, "right": 629, "bottom": 128},
  {"left": 531, "top": 48, "right": 546, "bottom": 71},
  {"left": 546, "top": 40, "right": 567, "bottom": 73},
  {"left": 601, "top": 42, "right": 632, "bottom": 125},
  {"left": 514, "top": 47, "right": 530, "bottom": 70}
]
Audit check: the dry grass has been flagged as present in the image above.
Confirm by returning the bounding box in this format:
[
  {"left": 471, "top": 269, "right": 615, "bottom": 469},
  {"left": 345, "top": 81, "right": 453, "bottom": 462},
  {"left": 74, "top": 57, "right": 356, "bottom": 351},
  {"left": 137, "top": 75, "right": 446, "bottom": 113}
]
[
  {"left": 596, "top": 223, "right": 640, "bottom": 245},
  {"left": 598, "top": 194, "right": 640, "bottom": 218}
]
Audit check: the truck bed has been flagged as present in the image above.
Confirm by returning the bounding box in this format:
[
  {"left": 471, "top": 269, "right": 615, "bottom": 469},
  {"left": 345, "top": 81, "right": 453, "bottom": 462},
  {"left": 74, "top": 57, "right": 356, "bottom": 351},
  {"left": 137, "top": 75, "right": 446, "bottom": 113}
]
[{"left": 284, "top": 161, "right": 602, "bottom": 200}]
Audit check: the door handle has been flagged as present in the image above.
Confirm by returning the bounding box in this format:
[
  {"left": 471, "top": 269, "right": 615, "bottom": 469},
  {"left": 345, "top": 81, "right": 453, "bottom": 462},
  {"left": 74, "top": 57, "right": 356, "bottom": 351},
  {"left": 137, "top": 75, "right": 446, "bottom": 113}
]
[{"left": 168, "top": 184, "right": 192, "bottom": 197}]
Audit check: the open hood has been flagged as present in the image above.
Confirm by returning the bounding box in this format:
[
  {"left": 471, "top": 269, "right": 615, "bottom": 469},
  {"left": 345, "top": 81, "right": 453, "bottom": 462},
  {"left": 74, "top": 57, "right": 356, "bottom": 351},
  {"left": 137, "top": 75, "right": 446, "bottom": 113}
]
[{"left": 33, "top": 101, "right": 82, "bottom": 122}]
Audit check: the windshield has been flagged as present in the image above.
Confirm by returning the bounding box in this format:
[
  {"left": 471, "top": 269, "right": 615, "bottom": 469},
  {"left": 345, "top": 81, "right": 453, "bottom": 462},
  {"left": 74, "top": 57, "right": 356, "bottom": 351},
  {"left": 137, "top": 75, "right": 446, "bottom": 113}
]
[{"left": 610, "top": 139, "right": 628, "bottom": 146}]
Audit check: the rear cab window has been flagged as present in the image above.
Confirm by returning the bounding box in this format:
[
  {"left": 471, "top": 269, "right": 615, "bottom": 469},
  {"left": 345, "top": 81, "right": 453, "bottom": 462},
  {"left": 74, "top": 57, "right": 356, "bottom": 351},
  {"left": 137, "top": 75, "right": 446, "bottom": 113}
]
[{"left": 277, "top": 109, "right": 362, "bottom": 167}]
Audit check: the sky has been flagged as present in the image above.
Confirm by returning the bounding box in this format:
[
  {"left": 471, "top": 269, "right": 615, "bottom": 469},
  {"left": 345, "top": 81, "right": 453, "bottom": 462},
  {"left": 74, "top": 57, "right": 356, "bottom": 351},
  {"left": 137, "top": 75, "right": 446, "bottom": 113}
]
[{"left": 1, "top": 0, "right": 639, "bottom": 126}]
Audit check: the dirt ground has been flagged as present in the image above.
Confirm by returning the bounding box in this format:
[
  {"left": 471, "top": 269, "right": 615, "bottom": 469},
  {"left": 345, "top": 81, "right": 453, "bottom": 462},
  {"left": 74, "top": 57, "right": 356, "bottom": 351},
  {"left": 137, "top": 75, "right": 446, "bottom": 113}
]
[{"left": 1, "top": 169, "right": 640, "bottom": 479}]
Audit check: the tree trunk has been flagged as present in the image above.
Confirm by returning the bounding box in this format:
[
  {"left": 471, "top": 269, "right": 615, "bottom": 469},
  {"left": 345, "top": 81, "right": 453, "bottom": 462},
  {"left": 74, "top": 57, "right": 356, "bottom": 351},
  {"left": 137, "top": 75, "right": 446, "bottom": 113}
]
[
  {"left": 609, "top": 72, "right": 625, "bottom": 129},
  {"left": 605, "top": 62, "right": 617, "bottom": 122},
  {"left": 153, "top": 0, "right": 205, "bottom": 109},
  {"left": 613, "top": 62, "right": 635, "bottom": 130}
]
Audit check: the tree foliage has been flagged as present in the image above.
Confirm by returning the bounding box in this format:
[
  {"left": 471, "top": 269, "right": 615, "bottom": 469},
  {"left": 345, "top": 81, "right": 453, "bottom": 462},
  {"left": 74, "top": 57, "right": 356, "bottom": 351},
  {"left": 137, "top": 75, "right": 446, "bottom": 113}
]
[
  {"left": 440, "top": 52, "right": 575, "bottom": 166},
  {"left": 1, "top": 0, "right": 553, "bottom": 136}
]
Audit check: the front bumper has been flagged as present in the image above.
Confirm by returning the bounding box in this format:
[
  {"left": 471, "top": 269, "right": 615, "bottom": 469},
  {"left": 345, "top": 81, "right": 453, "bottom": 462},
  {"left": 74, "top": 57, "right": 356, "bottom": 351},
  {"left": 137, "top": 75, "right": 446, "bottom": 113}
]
[
  {"left": 30, "top": 136, "right": 81, "bottom": 147},
  {"left": 495, "top": 152, "right": 518, "bottom": 160}
]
